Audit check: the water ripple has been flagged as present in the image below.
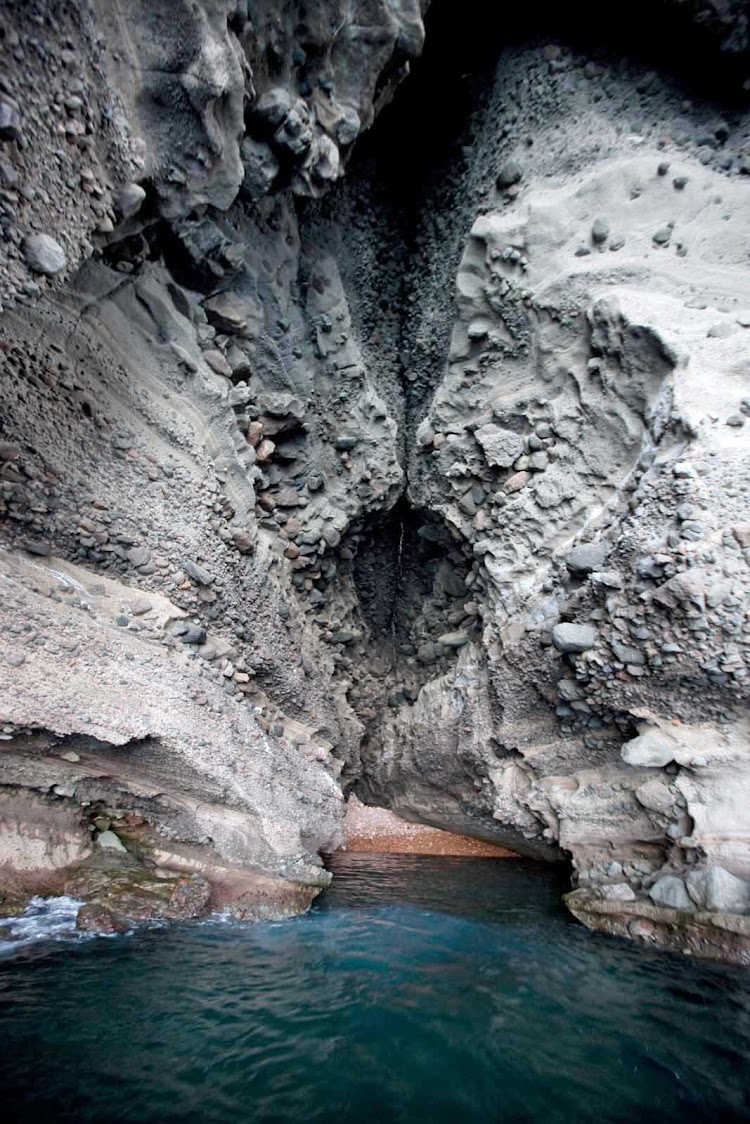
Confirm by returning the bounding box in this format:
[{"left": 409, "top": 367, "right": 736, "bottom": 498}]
[{"left": 0, "top": 855, "right": 748, "bottom": 1124}]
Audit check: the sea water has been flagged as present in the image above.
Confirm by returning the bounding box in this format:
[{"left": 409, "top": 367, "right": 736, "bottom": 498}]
[{"left": 0, "top": 853, "right": 748, "bottom": 1123}]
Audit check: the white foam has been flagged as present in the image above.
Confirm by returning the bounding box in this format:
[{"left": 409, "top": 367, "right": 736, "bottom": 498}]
[{"left": 0, "top": 895, "right": 85, "bottom": 951}]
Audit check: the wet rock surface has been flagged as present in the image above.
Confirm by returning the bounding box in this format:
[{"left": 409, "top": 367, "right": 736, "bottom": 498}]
[
  {"left": 69, "top": 852, "right": 213, "bottom": 933},
  {"left": 0, "top": 0, "right": 749, "bottom": 957}
]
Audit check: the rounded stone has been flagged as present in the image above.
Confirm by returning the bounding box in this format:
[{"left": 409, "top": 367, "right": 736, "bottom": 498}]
[
  {"left": 96, "top": 829, "right": 127, "bottom": 853},
  {"left": 497, "top": 158, "right": 523, "bottom": 188},
  {"left": 113, "top": 182, "right": 146, "bottom": 220},
  {"left": 565, "top": 543, "right": 608, "bottom": 574},
  {"left": 23, "top": 233, "right": 67, "bottom": 276},
  {"left": 591, "top": 216, "right": 610, "bottom": 244},
  {"left": 621, "top": 730, "right": 677, "bottom": 768},
  {"left": 551, "top": 623, "right": 597, "bottom": 653},
  {"left": 437, "top": 630, "right": 470, "bottom": 649},
  {"left": 686, "top": 867, "right": 750, "bottom": 913},
  {"left": 649, "top": 875, "right": 692, "bottom": 911}
]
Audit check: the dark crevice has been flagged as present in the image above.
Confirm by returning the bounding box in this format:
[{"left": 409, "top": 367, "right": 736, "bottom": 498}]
[{"left": 322, "top": 499, "right": 481, "bottom": 752}]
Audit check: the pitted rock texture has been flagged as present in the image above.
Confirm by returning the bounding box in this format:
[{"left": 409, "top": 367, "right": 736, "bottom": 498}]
[
  {"left": 1, "top": 0, "right": 750, "bottom": 954},
  {"left": 352, "top": 25, "right": 750, "bottom": 960},
  {"left": 0, "top": 0, "right": 425, "bottom": 305}
]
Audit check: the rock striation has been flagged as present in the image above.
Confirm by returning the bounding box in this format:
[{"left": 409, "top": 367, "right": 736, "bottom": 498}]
[{"left": 1, "top": 0, "right": 750, "bottom": 958}]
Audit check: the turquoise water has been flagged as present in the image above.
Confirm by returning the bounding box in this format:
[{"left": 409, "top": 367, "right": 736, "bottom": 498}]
[{"left": 0, "top": 853, "right": 748, "bottom": 1123}]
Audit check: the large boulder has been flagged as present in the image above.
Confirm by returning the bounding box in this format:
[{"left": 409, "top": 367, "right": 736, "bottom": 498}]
[
  {"left": 551, "top": 623, "right": 597, "bottom": 654},
  {"left": 622, "top": 730, "right": 678, "bottom": 768},
  {"left": 565, "top": 543, "right": 609, "bottom": 574},
  {"left": 23, "top": 234, "right": 67, "bottom": 276},
  {"left": 649, "top": 875, "right": 692, "bottom": 911},
  {"left": 686, "top": 868, "right": 750, "bottom": 914}
]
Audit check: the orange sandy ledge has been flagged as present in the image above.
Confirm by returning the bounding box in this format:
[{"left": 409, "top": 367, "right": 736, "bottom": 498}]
[{"left": 339, "top": 795, "right": 518, "bottom": 858}]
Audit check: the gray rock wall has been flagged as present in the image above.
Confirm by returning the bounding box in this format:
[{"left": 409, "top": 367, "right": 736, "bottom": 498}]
[{"left": 1, "top": 0, "right": 750, "bottom": 955}]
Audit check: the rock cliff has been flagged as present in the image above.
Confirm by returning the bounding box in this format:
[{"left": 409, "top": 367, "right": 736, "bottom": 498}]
[{"left": 1, "top": 0, "right": 750, "bottom": 959}]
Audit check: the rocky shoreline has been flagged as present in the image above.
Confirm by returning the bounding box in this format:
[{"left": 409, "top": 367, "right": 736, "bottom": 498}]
[{"left": 1, "top": 1, "right": 750, "bottom": 959}]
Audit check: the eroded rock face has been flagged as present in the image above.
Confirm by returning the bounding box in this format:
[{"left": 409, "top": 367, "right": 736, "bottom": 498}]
[
  {"left": 0, "top": 789, "right": 91, "bottom": 871},
  {"left": 1, "top": 1, "right": 750, "bottom": 956},
  {"left": 0, "top": 0, "right": 426, "bottom": 306},
  {"left": 346, "top": 20, "right": 750, "bottom": 960}
]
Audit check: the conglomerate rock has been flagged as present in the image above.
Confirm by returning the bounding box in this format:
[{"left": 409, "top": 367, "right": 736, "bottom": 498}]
[{"left": 1, "top": 0, "right": 750, "bottom": 956}]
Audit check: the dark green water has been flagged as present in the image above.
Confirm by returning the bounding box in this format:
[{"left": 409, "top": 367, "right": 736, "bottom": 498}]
[{"left": 0, "top": 853, "right": 748, "bottom": 1123}]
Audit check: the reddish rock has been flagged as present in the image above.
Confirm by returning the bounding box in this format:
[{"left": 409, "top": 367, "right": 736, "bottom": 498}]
[
  {"left": 65, "top": 853, "right": 212, "bottom": 932},
  {"left": 256, "top": 438, "right": 276, "bottom": 464},
  {"left": 232, "top": 529, "right": 255, "bottom": 554},
  {"left": 76, "top": 903, "right": 129, "bottom": 934},
  {"left": 246, "top": 421, "right": 264, "bottom": 447}
]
